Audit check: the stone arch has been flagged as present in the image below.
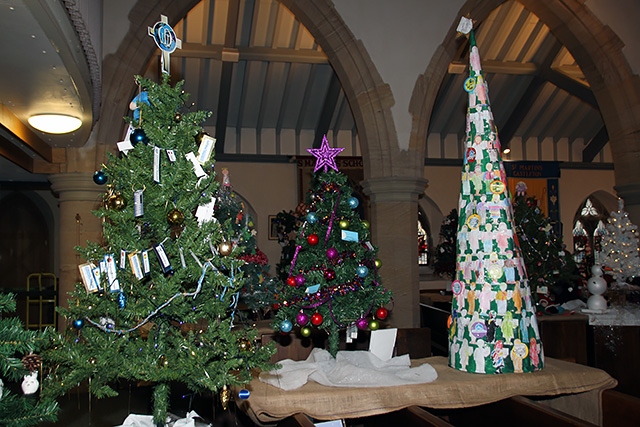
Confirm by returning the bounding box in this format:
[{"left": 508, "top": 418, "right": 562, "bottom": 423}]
[
  {"left": 412, "top": 0, "right": 640, "bottom": 216},
  {"left": 98, "top": 0, "right": 410, "bottom": 181}
]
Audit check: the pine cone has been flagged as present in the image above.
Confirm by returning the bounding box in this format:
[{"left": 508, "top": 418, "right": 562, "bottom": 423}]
[{"left": 22, "top": 353, "right": 42, "bottom": 372}]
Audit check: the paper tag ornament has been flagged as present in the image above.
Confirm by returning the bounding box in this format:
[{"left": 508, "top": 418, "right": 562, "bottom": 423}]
[
  {"left": 21, "top": 371, "right": 39, "bottom": 395},
  {"left": 197, "top": 134, "right": 216, "bottom": 164}
]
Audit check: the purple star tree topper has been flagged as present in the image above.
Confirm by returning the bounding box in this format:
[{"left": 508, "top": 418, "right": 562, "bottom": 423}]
[{"left": 307, "top": 135, "right": 345, "bottom": 173}]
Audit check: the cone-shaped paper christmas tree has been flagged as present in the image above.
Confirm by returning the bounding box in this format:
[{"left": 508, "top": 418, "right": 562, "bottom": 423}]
[{"left": 448, "top": 21, "right": 544, "bottom": 374}]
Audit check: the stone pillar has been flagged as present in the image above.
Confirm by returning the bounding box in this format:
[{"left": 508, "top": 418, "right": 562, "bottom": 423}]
[
  {"left": 49, "top": 173, "right": 103, "bottom": 327},
  {"left": 362, "top": 176, "right": 428, "bottom": 328}
]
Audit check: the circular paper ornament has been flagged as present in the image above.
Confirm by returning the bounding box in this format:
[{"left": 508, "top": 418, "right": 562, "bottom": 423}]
[
  {"left": 452, "top": 280, "right": 463, "bottom": 295},
  {"left": 466, "top": 214, "right": 480, "bottom": 230},
  {"left": 130, "top": 128, "right": 148, "bottom": 145},
  {"left": 296, "top": 312, "right": 309, "bottom": 326},
  {"left": 167, "top": 208, "right": 185, "bottom": 225},
  {"left": 488, "top": 265, "right": 503, "bottom": 280},
  {"left": 307, "top": 234, "right": 319, "bottom": 246},
  {"left": 464, "top": 77, "right": 477, "bottom": 92},
  {"left": 348, "top": 197, "right": 359, "bottom": 209},
  {"left": 356, "top": 266, "right": 369, "bottom": 278},
  {"left": 93, "top": 170, "right": 108, "bottom": 185},
  {"left": 300, "top": 326, "right": 312, "bottom": 337},
  {"left": 489, "top": 180, "right": 506, "bottom": 195},
  {"left": 280, "top": 319, "right": 293, "bottom": 333},
  {"left": 375, "top": 307, "right": 388, "bottom": 320},
  {"left": 470, "top": 321, "right": 487, "bottom": 339},
  {"left": 466, "top": 147, "right": 476, "bottom": 163},
  {"left": 310, "top": 312, "right": 323, "bottom": 326},
  {"left": 369, "top": 319, "right": 380, "bottom": 330}
]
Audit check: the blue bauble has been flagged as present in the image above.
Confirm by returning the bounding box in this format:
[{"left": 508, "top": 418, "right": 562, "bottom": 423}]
[
  {"left": 130, "top": 128, "right": 148, "bottom": 145},
  {"left": 307, "top": 212, "right": 317, "bottom": 224},
  {"left": 356, "top": 266, "right": 369, "bottom": 278},
  {"left": 280, "top": 319, "right": 293, "bottom": 333},
  {"left": 238, "top": 389, "right": 251, "bottom": 400},
  {"left": 118, "top": 292, "right": 126, "bottom": 308},
  {"left": 93, "top": 170, "right": 108, "bottom": 185},
  {"left": 348, "top": 197, "right": 360, "bottom": 209},
  {"left": 73, "top": 319, "right": 84, "bottom": 329}
]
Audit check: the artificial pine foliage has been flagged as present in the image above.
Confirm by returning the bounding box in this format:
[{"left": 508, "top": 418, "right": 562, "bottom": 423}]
[
  {"left": 0, "top": 293, "right": 58, "bottom": 427},
  {"left": 42, "top": 75, "right": 274, "bottom": 424},
  {"left": 599, "top": 198, "right": 640, "bottom": 288},
  {"left": 433, "top": 209, "right": 458, "bottom": 279},
  {"left": 513, "top": 191, "right": 580, "bottom": 308},
  {"left": 273, "top": 206, "right": 306, "bottom": 281},
  {"left": 273, "top": 138, "right": 392, "bottom": 357}
]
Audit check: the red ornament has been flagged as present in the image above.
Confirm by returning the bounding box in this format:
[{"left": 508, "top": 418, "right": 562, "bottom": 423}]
[
  {"left": 307, "top": 233, "right": 319, "bottom": 246},
  {"left": 324, "top": 269, "right": 336, "bottom": 280},
  {"left": 375, "top": 307, "right": 388, "bottom": 320},
  {"left": 310, "top": 312, "right": 323, "bottom": 326},
  {"left": 286, "top": 276, "right": 296, "bottom": 287}
]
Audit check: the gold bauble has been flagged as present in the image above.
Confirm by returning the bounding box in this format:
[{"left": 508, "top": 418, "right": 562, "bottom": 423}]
[
  {"left": 219, "top": 242, "right": 232, "bottom": 256},
  {"left": 220, "top": 385, "right": 231, "bottom": 410},
  {"left": 339, "top": 220, "right": 349, "bottom": 229},
  {"left": 108, "top": 193, "right": 126, "bottom": 211},
  {"left": 167, "top": 208, "right": 185, "bottom": 225},
  {"left": 238, "top": 337, "right": 252, "bottom": 352},
  {"left": 374, "top": 259, "right": 382, "bottom": 269},
  {"left": 361, "top": 220, "right": 370, "bottom": 229}
]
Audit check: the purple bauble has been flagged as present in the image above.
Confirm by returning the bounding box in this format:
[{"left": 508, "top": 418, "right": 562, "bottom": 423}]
[
  {"left": 295, "top": 274, "right": 306, "bottom": 286},
  {"left": 296, "top": 312, "right": 309, "bottom": 326},
  {"left": 356, "top": 317, "right": 369, "bottom": 330},
  {"left": 326, "top": 247, "right": 339, "bottom": 261}
]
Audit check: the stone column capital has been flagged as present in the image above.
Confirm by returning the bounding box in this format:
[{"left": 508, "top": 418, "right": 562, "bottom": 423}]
[
  {"left": 361, "top": 176, "right": 428, "bottom": 203},
  {"left": 49, "top": 172, "right": 103, "bottom": 203}
]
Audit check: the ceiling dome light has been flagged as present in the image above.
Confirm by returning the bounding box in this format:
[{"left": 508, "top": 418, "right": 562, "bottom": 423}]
[{"left": 28, "top": 114, "right": 82, "bottom": 134}]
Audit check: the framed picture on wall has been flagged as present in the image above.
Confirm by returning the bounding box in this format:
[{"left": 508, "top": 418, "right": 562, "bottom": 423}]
[{"left": 268, "top": 215, "right": 279, "bottom": 240}]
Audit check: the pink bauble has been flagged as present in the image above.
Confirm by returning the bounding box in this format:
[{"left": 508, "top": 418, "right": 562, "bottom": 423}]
[
  {"left": 295, "top": 274, "right": 306, "bottom": 286},
  {"left": 326, "top": 247, "right": 339, "bottom": 261},
  {"left": 296, "top": 312, "right": 309, "bottom": 326},
  {"left": 324, "top": 269, "right": 336, "bottom": 280},
  {"left": 356, "top": 317, "right": 369, "bottom": 330}
]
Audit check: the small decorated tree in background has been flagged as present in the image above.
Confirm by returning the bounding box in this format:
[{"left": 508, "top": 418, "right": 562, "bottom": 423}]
[
  {"left": 273, "top": 136, "right": 392, "bottom": 357},
  {"left": 599, "top": 198, "right": 640, "bottom": 289},
  {"left": 214, "top": 168, "right": 278, "bottom": 319},
  {"left": 273, "top": 203, "right": 308, "bottom": 281},
  {"left": 433, "top": 209, "right": 458, "bottom": 279},
  {"left": 0, "top": 293, "right": 58, "bottom": 427},
  {"left": 42, "top": 75, "right": 273, "bottom": 424},
  {"left": 513, "top": 183, "right": 580, "bottom": 310}
]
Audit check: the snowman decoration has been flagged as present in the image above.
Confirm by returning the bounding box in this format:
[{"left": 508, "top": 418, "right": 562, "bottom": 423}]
[{"left": 21, "top": 371, "right": 39, "bottom": 395}]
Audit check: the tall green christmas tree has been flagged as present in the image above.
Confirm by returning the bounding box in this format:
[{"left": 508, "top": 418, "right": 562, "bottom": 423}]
[
  {"left": 448, "top": 19, "right": 543, "bottom": 374},
  {"left": 0, "top": 293, "right": 58, "bottom": 427},
  {"left": 42, "top": 75, "right": 273, "bottom": 424},
  {"left": 273, "top": 136, "right": 392, "bottom": 357},
  {"left": 513, "top": 183, "right": 580, "bottom": 309}
]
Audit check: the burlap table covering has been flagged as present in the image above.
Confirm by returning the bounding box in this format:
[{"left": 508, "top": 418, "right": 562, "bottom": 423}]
[{"left": 236, "top": 356, "right": 616, "bottom": 425}]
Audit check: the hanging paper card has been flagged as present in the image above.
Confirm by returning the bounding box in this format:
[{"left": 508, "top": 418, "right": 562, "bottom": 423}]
[
  {"left": 104, "top": 254, "right": 121, "bottom": 292},
  {"left": 120, "top": 249, "right": 127, "bottom": 269},
  {"left": 197, "top": 134, "right": 216, "bottom": 164},
  {"left": 185, "top": 152, "right": 207, "bottom": 178},
  {"left": 134, "top": 190, "right": 144, "bottom": 218},
  {"left": 341, "top": 230, "right": 359, "bottom": 242},
  {"left": 305, "top": 284, "right": 320, "bottom": 294},
  {"left": 79, "top": 263, "right": 99, "bottom": 293},
  {"left": 117, "top": 125, "right": 135, "bottom": 154},
  {"left": 128, "top": 252, "right": 144, "bottom": 280},
  {"left": 166, "top": 149, "right": 177, "bottom": 163},
  {"left": 363, "top": 241, "right": 375, "bottom": 251},
  {"left": 154, "top": 243, "right": 173, "bottom": 274},
  {"left": 142, "top": 250, "right": 151, "bottom": 275},
  {"left": 153, "top": 146, "right": 161, "bottom": 183},
  {"left": 195, "top": 197, "right": 216, "bottom": 225}
]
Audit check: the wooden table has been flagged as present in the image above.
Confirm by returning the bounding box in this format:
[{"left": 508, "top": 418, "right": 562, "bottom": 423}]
[{"left": 236, "top": 356, "right": 616, "bottom": 426}]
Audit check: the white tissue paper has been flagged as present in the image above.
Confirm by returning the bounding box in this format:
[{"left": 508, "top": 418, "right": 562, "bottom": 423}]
[
  {"left": 116, "top": 410, "right": 211, "bottom": 427},
  {"left": 259, "top": 348, "right": 438, "bottom": 391}
]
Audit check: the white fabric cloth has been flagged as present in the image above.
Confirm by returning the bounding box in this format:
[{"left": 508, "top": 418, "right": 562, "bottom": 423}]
[
  {"left": 259, "top": 348, "right": 438, "bottom": 391},
  {"left": 116, "top": 410, "right": 210, "bottom": 427}
]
